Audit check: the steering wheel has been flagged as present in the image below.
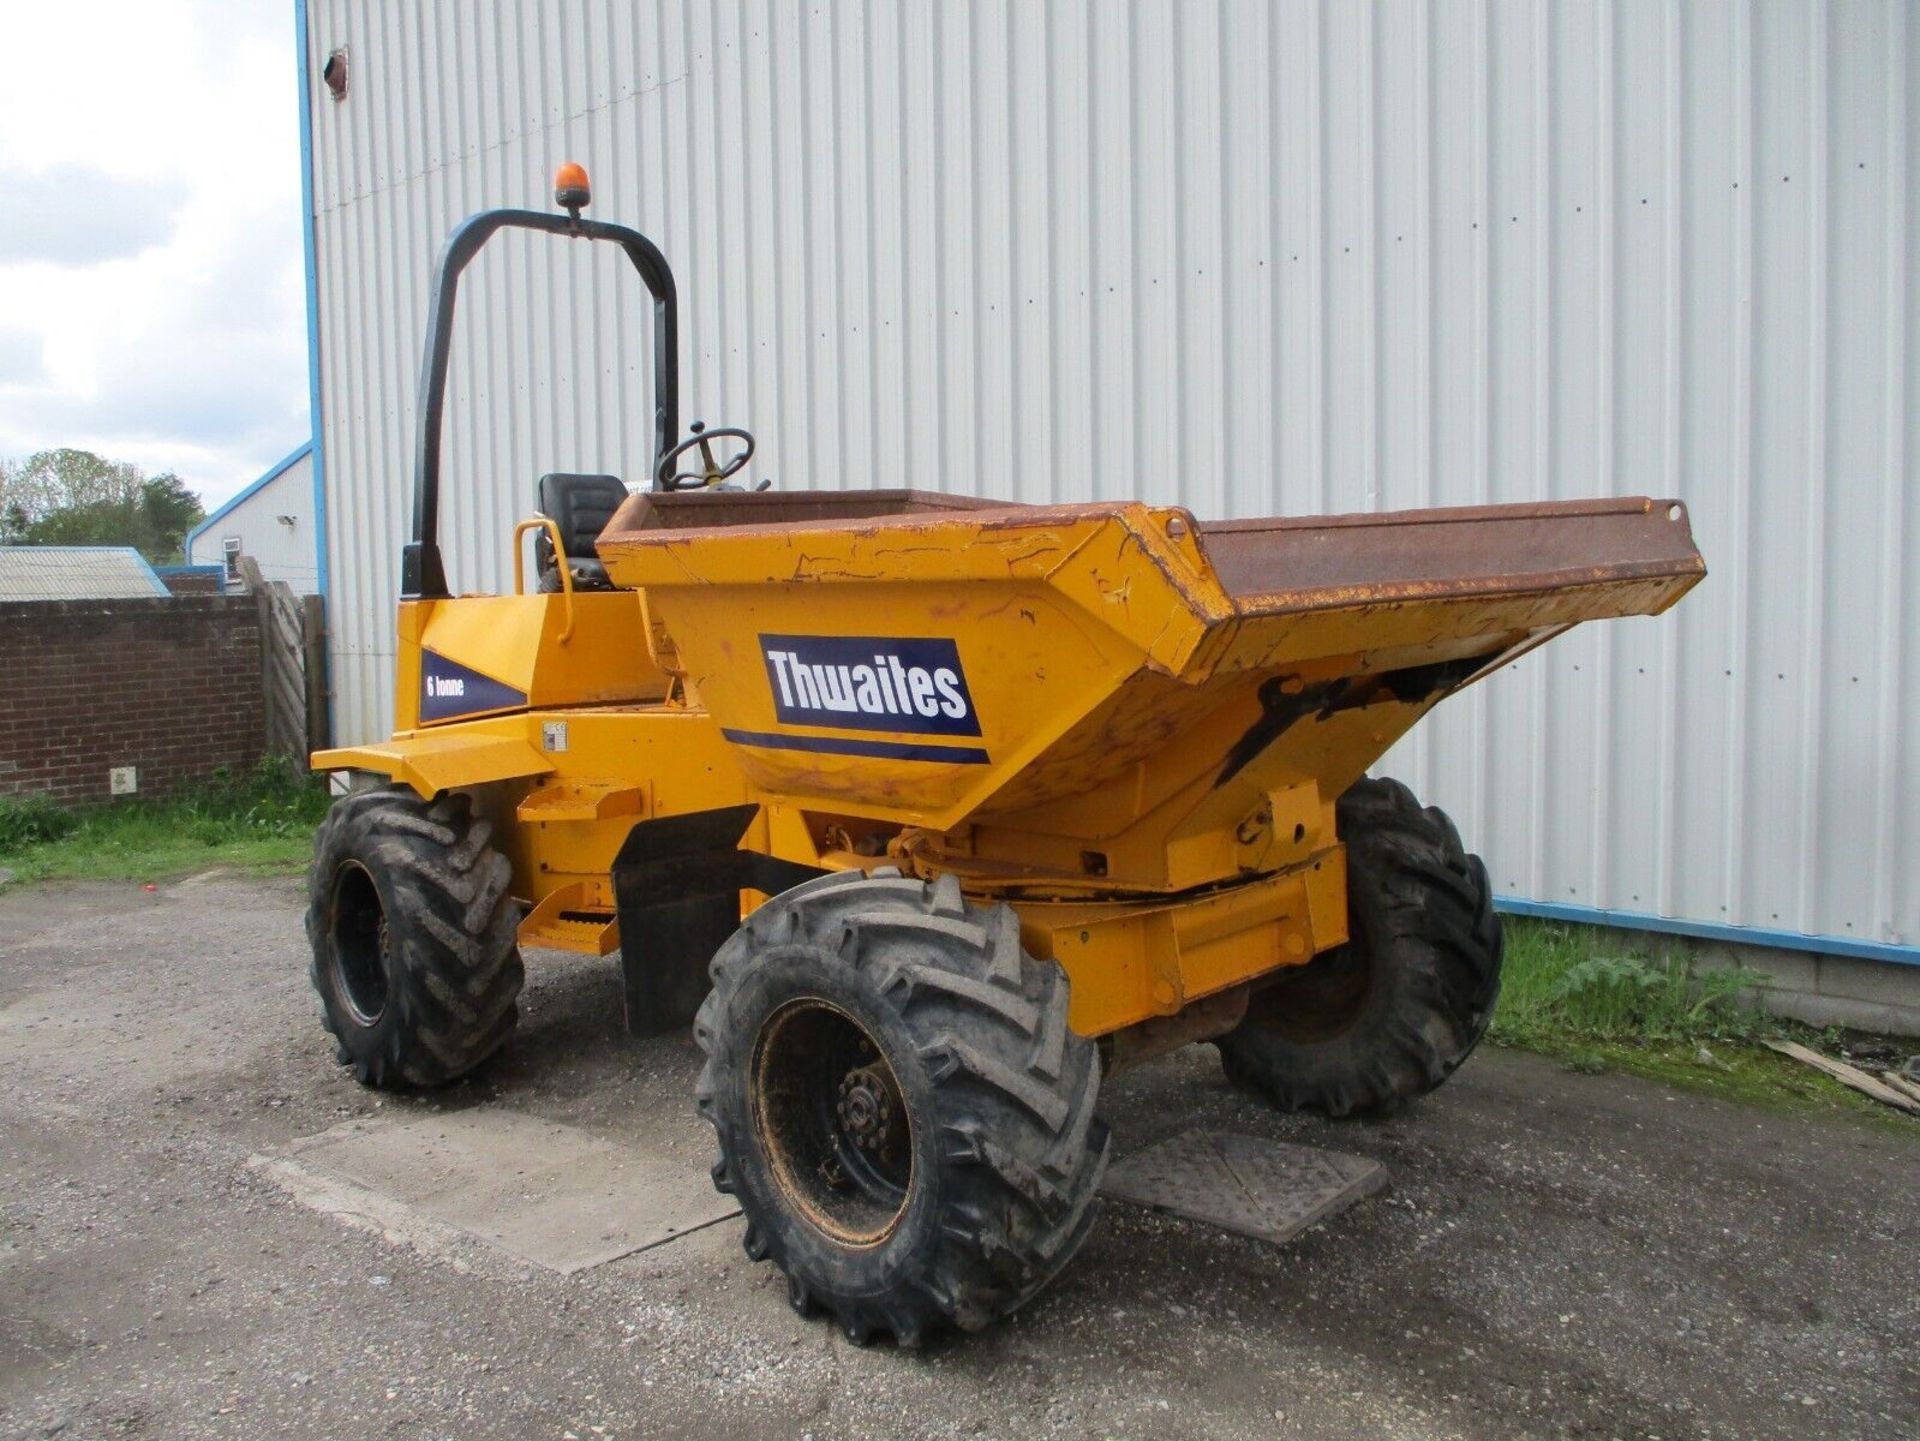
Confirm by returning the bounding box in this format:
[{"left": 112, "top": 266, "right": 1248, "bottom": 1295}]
[{"left": 655, "top": 421, "right": 756, "bottom": 490}]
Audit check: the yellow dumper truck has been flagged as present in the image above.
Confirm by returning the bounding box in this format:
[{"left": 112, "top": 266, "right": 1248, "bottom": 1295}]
[{"left": 307, "top": 168, "right": 1704, "bottom": 1345}]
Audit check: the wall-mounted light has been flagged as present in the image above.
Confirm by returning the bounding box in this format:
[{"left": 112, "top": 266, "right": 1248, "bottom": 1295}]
[{"left": 276, "top": 515, "right": 297, "bottom": 528}]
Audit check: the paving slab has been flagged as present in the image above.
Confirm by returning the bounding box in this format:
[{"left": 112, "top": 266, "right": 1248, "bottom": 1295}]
[
  {"left": 280, "top": 1107, "right": 738, "bottom": 1273},
  {"left": 1102, "top": 1130, "right": 1387, "bottom": 1245}
]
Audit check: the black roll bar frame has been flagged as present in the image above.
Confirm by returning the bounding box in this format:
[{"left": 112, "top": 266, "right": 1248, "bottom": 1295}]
[{"left": 400, "top": 208, "right": 679, "bottom": 600}]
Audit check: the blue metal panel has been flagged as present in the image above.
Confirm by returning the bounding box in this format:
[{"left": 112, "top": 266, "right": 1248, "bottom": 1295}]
[
  {"left": 295, "top": 0, "right": 332, "bottom": 746},
  {"left": 1496, "top": 897, "right": 1920, "bottom": 969},
  {"left": 295, "top": 0, "right": 328, "bottom": 604}
]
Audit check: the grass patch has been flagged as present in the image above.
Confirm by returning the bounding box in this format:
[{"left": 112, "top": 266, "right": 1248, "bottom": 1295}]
[
  {"left": 0, "top": 757, "right": 329, "bottom": 884},
  {"left": 1491, "top": 917, "right": 1910, "bottom": 1125}
]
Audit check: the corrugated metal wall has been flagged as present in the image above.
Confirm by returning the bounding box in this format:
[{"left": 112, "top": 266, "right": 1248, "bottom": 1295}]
[{"left": 304, "top": 0, "right": 1917, "bottom": 957}]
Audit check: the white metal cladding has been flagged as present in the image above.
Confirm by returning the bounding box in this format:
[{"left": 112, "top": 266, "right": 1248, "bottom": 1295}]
[
  {"left": 304, "top": 0, "right": 1917, "bottom": 955},
  {"left": 186, "top": 449, "right": 321, "bottom": 592}
]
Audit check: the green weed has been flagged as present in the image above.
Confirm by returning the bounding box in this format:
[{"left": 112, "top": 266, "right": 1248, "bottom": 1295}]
[
  {"left": 1492, "top": 921, "right": 1773, "bottom": 1048},
  {"left": 1491, "top": 917, "right": 1907, "bottom": 1125},
  {"left": 0, "top": 756, "right": 330, "bottom": 883},
  {"left": 0, "top": 792, "right": 81, "bottom": 850}
]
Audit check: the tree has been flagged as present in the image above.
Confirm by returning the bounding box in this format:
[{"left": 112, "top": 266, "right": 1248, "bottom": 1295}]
[
  {"left": 136, "top": 473, "right": 204, "bottom": 556},
  {"left": 0, "top": 449, "right": 206, "bottom": 562}
]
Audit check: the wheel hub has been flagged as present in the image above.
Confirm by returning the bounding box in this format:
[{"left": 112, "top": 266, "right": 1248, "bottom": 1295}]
[
  {"left": 836, "top": 1066, "right": 897, "bottom": 1152},
  {"left": 330, "top": 860, "right": 392, "bottom": 1027},
  {"left": 751, "top": 998, "right": 914, "bottom": 1246}
]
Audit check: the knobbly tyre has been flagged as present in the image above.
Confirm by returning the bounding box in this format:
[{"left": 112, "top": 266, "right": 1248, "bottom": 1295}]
[{"left": 306, "top": 165, "right": 1705, "bottom": 1346}]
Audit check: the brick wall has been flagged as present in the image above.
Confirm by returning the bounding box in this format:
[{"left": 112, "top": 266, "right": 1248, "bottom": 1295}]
[{"left": 0, "top": 598, "right": 265, "bottom": 805}]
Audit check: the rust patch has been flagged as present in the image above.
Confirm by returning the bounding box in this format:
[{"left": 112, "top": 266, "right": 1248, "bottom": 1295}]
[
  {"left": 1104, "top": 986, "right": 1250, "bottom": 1074},
  {"left": 1201, "top": 495, "right": 1705, "bottom": 616}
]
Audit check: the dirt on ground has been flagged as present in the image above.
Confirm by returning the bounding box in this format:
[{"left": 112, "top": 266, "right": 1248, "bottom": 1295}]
[{"left": 1, "top": 874, "right": 1915, "bottom": 1441}]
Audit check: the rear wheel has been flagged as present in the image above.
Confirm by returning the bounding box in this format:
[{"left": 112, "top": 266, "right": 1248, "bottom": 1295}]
[
  {"left": 1217, "top": 776, "right": 1502, "bottom": 1117},
  {"left": 694, "top": 870, "right": 1108, "bottom": 1347},
  {"left": 305, "top": 785, "right": 524, "bottom": 1088}
]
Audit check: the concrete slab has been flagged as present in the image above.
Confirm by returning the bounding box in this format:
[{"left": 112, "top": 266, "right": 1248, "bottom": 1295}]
[
  {"left": 281, "top": 1108, "right": 738, "bottom": 1274},
  {"left": 1102, "top": 1131, "right": 1387, "bottom": 1245}
]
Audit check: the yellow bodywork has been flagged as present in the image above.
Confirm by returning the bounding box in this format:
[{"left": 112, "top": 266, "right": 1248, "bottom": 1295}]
[{"left": 316, "top": 490, "right": 1703, "bottom": 1043}]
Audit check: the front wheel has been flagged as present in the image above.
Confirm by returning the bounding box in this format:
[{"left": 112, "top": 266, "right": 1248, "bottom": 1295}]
[
  {"left": 305, "top": 785, "right": 524, "bottom": 1088},
  {"left": 694, "top": 870, "right": 1108, "bottom": 1347},
  {"left": 1217, "top": 775, "right": 1502, "bottom": 1117}
]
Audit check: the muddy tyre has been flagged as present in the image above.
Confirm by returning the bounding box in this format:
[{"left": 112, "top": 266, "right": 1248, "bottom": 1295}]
[
  {"left": 1217, "top": 775, "right": 1501, "bottom": 1117},
  {"left": 694, "top": 870, "right": 1108, "bottom": 1347},
  {"left": 305, "top": 785, "right": 524, "bottom": 1089}
]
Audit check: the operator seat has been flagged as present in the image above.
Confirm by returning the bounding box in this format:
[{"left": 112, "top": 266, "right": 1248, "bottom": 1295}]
[{"left": 535, "top": 472, "right": 629, "bottom": 592}]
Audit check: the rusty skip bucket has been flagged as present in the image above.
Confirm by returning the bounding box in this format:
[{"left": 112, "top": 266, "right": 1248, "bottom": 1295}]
[{"left": 597, "top": 490, "right": 1705, "bottom": 888}]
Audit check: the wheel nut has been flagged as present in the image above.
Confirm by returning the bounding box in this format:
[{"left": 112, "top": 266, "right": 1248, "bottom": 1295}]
[{"left": 837, "top": 1066, "right": 897, "bottom": 1151}]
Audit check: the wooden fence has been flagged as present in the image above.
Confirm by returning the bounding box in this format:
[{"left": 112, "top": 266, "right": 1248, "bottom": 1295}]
[{"left": 236, "top": 556, "right": 329, "bottom": 762}]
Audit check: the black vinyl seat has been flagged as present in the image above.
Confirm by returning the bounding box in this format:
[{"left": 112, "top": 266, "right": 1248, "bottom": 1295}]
[{"left": 535, "top": 473, "right": 630, "bottom": 591}]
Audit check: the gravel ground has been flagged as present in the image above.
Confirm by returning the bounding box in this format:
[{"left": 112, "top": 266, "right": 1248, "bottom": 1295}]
[{"left": 1, "top": 874, "right": 1915, "bottom": 1441}]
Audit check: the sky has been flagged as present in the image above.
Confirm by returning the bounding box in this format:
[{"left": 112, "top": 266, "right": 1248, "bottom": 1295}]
[{"left": 0, "top": 1, "right": 307, "bottom": 511}]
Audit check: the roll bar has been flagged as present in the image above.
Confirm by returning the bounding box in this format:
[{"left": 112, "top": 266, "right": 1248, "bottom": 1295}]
[{"left": 401, "top": 207, "right": 679, "bottom": 599}]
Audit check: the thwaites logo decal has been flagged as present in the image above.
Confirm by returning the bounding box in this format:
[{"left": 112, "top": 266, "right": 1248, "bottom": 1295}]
[
  {"left": 760, "top": 634, "right": 981, "bottom": 737},
  {"left": 725, "top": 634, "right": 990, "bottom": 764},
  {"left": 419, "top": 651, "right": 527, "bottom": 722}
]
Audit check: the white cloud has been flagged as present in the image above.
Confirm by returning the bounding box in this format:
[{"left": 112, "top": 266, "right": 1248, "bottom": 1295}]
[
  {"left": 0, "top": 325, "right": 42, "bottom": 387},
  {"left": 0, "top": 167, "right": 188, "bottom": 266},
  {"left": 0, "top": 0, "right": 307, "bottom": 508}
]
